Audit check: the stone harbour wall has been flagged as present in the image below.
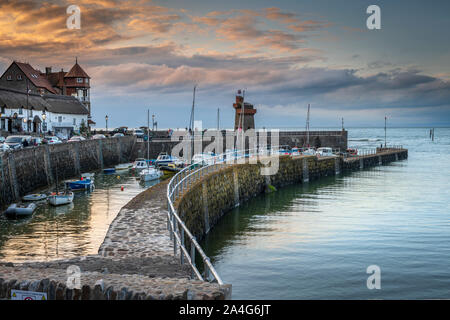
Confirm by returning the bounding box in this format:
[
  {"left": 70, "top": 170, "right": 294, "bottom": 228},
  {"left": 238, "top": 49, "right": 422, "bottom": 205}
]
[
  {"left": 177, "top": 155, "right": 337, "bottom": 242},
  {"left": 177, "top": 149, "right": 407, "bottom": 243},
  {"left": 0, "top": 136, "right": 136, "bottom": 209}
]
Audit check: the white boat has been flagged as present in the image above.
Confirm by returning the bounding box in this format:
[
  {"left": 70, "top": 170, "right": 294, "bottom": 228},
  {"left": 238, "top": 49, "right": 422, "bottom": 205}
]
[
  {"left": 139, "top": 166, "right": 163, "bottom": 182},
  {"left": 115, "top": 163, "right": 133, "bottom": 171},
  {"left": 4, "top": 203, "right": 37, "bottom": 218},
  {"left": 316, "top": 147, "right": 335, "bottom": 157},
  {"left": 291, "top": 147, "right": 302, "bottom": 156},
  {"left": 81, "top": 173, "right": 95, "bottom": 180},
  {"left": 48, "top": 191, "right": 74, "bottom": 206},
  {"left": 132, "top": 160, "right": 149, "bottom": 172},
  {"left": 22, "top": 194, "right": 47, "bottom": 201},
  {"left": 303, "top": 148, "right": 316, "bottom": 156},
  {"left": 192, "top": 152, "right": 215, "bottom": 165}
]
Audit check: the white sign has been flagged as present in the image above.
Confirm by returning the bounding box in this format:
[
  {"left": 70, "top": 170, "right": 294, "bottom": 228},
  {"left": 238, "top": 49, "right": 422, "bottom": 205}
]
[{"left": 11, "top": 289, "right": 47, "bottom": 300}]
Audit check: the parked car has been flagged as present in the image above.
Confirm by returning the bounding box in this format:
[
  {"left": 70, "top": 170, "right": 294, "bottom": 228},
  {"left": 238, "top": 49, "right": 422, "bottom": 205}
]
[
  {"left": 133, "top": 129, "right": 144, "bottom": 138},
  {"left": 46, "top": 136, "right": 62, "bottom": 144},
  {"left": 5, "top": 135, "right": 31, "bottom": 149},
  {"left": 112, "top": 127, "right": 128, "bottom": 135},
  {"left": 316, "top": 147, "right": 335, "bottom": 157},
  {"left": 68, "top": 136, "right": 86, "bottom": 142},
  {"left": 346, "top": 148, "right": 358, "bottom": 156},
  {"left": 113, "top": 133, "right": 124, "bottom": 138},
  {"left": 92, "top": 134, "right": 106, "bottom": 140},
  {"left": 30, "top": 137, "right": 43, "bottom": 146},
  {"left": 0, "top": 143, "right": 11, "bottom": 152},
  {"left": 0, "top": 137, "right": 5, "bottom": 143}
]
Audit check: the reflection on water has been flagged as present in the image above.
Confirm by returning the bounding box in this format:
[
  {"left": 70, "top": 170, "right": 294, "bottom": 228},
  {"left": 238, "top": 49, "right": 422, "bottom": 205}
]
[
  {"left": 0, "top": 170, "right": 159, "bottom": 262},
  {"left": 202, "top": 128, "right": 450, "bottom": 299}
]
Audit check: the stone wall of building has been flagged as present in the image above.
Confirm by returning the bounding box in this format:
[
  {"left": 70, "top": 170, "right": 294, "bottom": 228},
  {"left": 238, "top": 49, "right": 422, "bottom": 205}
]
[{"left": 0, "top": 136, "right": 136, "bottom": 208}]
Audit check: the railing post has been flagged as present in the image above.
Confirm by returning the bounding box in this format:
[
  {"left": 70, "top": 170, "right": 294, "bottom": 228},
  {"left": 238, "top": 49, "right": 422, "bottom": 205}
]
[
  {"left": 180, "top": 228, "right": 185, "bottom": 264},
  {"left": 173, "top": 218, "right": 177, "bottom": 255},
  {"left": 191, "top": 238, "right": 196, "bottom": 278}
]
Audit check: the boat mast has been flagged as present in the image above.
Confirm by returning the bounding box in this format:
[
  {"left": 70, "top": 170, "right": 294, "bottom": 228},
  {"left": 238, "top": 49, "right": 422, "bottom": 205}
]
[
  {"left": 189, "top": 85, "right": 197, "bottom": 162},
  {"left": 306, "top": 104, "right": 310, "bottom": 148},
  {"left": 147, "top": 109, "right": 150, "bottom": 168},
  {"left": 217, "top": 108, "right": 220, "bottom": 131}
]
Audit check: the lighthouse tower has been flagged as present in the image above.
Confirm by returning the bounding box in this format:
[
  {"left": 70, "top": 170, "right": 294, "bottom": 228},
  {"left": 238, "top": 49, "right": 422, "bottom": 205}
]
[{"left": 233, "top": 90, "right": 257, "bottom": 131}]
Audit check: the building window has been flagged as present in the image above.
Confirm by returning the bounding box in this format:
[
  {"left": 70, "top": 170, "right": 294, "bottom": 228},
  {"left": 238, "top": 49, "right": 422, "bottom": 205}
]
[
  {"left": 6, "top": 75, "right": 12, "bottom": 81},
  {"left": 73, "top": 118, "right": 76, "bottom": 125},
  {"left": 19, "top": 107, "right": 23, "bottom": 115},
  {"left": 58, "top": 116, "right": 62, "bottom": 123},
  {"left": 77, "top": 78, "right": 83, "bottom": 83},
  {"left": 1, "top": 106, "right": 5, "bottom": 113},
  {"left": 85, "top": 78, "right": 89, "bottom": 84},
  {"left": 17, "top": 74, "right": 22, "bottom": 80}
]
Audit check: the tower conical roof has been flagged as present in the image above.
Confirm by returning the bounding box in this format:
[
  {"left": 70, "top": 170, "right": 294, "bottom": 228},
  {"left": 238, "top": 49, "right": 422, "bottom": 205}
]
[{"left": 65, "top": 60, "right": 90, "bottom": 78}]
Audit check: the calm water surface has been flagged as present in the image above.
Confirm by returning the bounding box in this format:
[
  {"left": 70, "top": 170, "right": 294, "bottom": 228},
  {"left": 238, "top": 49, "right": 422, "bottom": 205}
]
[
  {"left": 0, "top": 170, "right": 159, "bottom": 262},
  {"left": 201, "top": 128, "right": 450, "bottom": 299}
]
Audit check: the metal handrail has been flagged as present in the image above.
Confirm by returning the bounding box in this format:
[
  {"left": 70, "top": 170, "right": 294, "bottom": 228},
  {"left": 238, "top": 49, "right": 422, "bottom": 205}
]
[{"left": 166, "top": 146, "right": 289, "bottom": 284}]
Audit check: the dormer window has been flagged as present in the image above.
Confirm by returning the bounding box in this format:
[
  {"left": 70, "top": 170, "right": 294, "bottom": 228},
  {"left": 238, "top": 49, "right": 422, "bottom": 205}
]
[
  {"left": 17, "top": 75, "right": 23, "bottom": 80},
  {"left": 6, "top": 75, "right": 12, "bottom": 81},
  {"left": 77, "top": 78, "right": 83, "bottom": 83}
]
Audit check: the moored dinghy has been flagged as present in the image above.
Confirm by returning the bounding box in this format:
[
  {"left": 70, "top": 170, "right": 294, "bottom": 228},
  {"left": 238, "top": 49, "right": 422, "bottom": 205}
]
[
  {"left": 22, "top": 194, "right": 47, "bottom": 201},
  {"left": 115, "top": 163, "right": 133, "bottom": 171},
  {"left": 48, "top": 191, "right": 74, "bottom": 206},
  {"left": 4, "top": 203, "right": 37, "bottom": 218}
]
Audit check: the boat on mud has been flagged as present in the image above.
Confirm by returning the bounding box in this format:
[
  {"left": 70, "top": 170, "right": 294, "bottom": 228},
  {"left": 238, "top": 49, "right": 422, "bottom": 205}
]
[
  {"left": 48, "top": 191, "right": 74, "bottom": 206},
  {"left": 22, "top": 194, "right": 47, "bottom": 202},
  {"left": 4, "top": 203, "right": 37, "bottom": 218}
]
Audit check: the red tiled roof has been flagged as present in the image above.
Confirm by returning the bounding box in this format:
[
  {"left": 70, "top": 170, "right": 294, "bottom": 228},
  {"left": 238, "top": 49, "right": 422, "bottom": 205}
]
[
  {"left": 65, "top": 62, "right": 90, "bottom": 78},
  {"left": 14, "top": 62, "right": 57, "bottom": 94}
]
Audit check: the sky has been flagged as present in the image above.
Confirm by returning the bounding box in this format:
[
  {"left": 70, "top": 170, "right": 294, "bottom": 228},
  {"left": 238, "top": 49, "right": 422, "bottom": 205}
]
[{"left": 0, "top": 0, "right": 449, "bottom": 129}]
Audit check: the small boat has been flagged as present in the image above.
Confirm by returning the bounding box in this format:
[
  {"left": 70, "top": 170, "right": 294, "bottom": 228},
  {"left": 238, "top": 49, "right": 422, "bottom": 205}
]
[
  {"left": 155, "top": 153, "right": 183, "bottom": 166},
  {"left": 139, "top": 166, "right": 163, "bottom": 182},
  {"left": 115, "top": 163, "right": 133, "bottom": 171},
  {"left": 131, "top": 160, "right": 149, "bottom": 172},
  {"left": 22, "top": 194, "right": 47, "bottom": 202},
  {"left": 81, "top": 173, "right": 95, "bottom": 180},
  {"left": 48, "top": 191, "right": 74, "bottom": 206},
  {"left": 291, "top": 147, "right": 302, "bottom": 156},
  {"left": 4, "top": 203, "right": 37, "bottom": 218},
  {"left": 302, "top": 148, "right": 316, "bottom": 156},
  {"left": 103, "top": 168, "right": 116, "bottom": 174},
  {"left": 65, "top": 178, "right": 94, "bottom": 191},
  {"left": 159, "top": 163, "right": 182, "bottom": 173}
]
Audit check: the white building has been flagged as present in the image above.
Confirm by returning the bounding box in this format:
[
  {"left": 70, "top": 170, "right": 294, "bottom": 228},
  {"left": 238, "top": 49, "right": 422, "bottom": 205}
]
[{"left": 0, "top": 86, "right": 89, "bottom": 139}]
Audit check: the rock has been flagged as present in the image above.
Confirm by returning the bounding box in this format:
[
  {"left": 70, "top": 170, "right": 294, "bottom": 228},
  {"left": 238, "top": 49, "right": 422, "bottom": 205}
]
[
  {"left": 81, "top": 285, "right": 91, "bottom": 300},
  {"left": 48, "top": 280, "right": 57, "bottom": 300},
  {"left": 19, "top": 280, "right": 30, "bottom": 291},
  {"left": 72, "top": 288, "right": 81, "bottom": 300},
  {"left": 55, "top": 284, "right": 65, "bottom": 300},
  {"left": 28, "top": 280, "right": 40, "bottom": 292},
  {"left": 92, "top": 283, "right": 105, "bottom": 300},
  {"left": 118, "top": 287, "right": 127, "bottom": 300}
]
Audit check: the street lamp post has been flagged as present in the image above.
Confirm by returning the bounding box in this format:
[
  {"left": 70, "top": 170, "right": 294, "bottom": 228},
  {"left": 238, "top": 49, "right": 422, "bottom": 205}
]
[
  {"left": 105, "top": 115, "right": 108, "bottom": 134},
  {"left": 384, "top": 116, "right": 387, "bottom": 148},
  {"left": 42, "top": 113, "right": 46, "bottom": 135}
]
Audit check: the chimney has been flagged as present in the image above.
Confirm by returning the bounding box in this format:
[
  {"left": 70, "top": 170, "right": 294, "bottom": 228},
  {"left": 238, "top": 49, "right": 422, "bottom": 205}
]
[{"left": 45, "top": 67, "right": 52, "bottom": 75}]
